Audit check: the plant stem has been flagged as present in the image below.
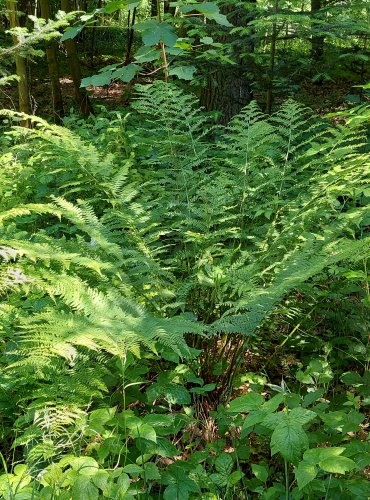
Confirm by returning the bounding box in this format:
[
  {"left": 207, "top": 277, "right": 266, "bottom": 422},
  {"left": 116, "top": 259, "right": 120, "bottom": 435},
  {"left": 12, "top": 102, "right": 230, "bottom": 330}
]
[
  {"left": 284, "top": 459, "right": 289, "bottom": 500},
  {"left": 324, "top": 474, "right": 332, "bottom": 500}
]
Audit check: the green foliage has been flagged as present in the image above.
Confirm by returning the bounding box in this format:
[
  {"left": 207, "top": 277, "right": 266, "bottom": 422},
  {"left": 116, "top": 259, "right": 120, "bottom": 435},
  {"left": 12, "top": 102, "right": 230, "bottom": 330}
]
[{"left": 0, "top": 82, "right": 369, "bottom": 498}]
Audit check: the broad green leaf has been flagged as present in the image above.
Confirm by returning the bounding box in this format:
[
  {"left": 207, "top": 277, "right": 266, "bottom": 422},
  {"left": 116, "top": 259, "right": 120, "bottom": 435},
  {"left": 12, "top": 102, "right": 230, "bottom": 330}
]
[
  {"left": 68, "top": 457, "right": 99, "bottom": 476},
  {"left": 215, "top": 452, "right": 233, "bottom": 476},
  {"left": 61, "top": 25, "right": 84, "bottom": 41},
  {"left": 270, "top": 422, "right": 309, "bottom": 462},
  {"left": 122, "top": 464, "right": 142, "bottom": 475},
  {"left": 209, "top": 472, "right": 227, "bottom": 487},
  {"left": 80, "top": 72, "right": 112, "bottom": 88},
  {"left": 168, "top": 66, "right": 196, "bottom": 81},
  {"left": 72, "top": 476, "right": 99, "bottom": 500},
  {"left": 206, "top": 12, "right": 232, "bottom": 27},
  {"left": 228, "top": 392, "right": 264, "bottom": 413},
  {"left": 341, "top": 371, "right": 364, "bottom": 386},
  {"left": 134, "top": 20, "right": 177, "bottom": 47},
  {"left": 252, "top": 463, "right": 268, "bottom": 483},
  {"left": 260, "top": 393, "right": 285, "bottom": 413},
  {"left": 302, "top": 388, "right": 325, "bottom": 408},
  {"left": 295, "top": 461, "right": 317, "bottom": 490},
  {"left": 112, "top": 64, "right": 140, "bottom": 83},
  {"left": 241, "top": 410, "right": 267, "bottom": 436},
  {"left": 162, "top": 464, "right": 199, "bottom": 499},
  {"left": 164, "top": 384, "right": 191, "bottom": 405},
  {"left": 180, "top": 2, "right": 219, "bottom": 14},
  {"left": 190, "top": 382, "right": 216, "bottom": 394},
  {"left": 104, "top": 0, "right": 139, "bottom": 13},
  {"left": 156, "top": 437, "right": 180, "bottom": 458},
  {"left": 303, "top": 447, "right": 345, "bottom": 464},
  {"left": 88, "top": 407, "right": 116, "bottom": 434},
  {"left": 91, "top": 470, "right": 110, "bottom": 491},
  {"left": 200, "top": 36, "right": 213, "bottom": 44},
  {"left": 130, "top": 424, "right": 156, "bottom": 443},
  {"left": 228, "top": 470, "right": 244, "bottom": 485},
  {"left": 143, "top": 462, "right": 161, "bottom": 480},
  {"left": 319, "top": 456, "right": 357, "bottom": 474},
  {"left": 134, "top": 46, "right": 162, "bottom": 62}
]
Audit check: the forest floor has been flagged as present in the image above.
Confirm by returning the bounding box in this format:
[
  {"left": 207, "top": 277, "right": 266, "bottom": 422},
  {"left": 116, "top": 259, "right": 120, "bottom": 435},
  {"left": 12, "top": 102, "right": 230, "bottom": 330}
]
[{"left": 0, "top": 73, "right": 362, "bottom": 119}]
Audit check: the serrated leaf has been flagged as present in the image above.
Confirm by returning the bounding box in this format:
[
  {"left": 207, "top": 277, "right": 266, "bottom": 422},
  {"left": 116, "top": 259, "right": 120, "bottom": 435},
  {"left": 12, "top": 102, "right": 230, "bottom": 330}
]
[
  {"left": 135, "top": 20, "right": 177, "bottom": 47},
  {"left": 122, "top": 464, "right": 143, "bottom": 475},
  {"left": 117, "top": 473, "right": 130, "bottom": 495},
  {"left": 228, "top": 392, "right": 264, "bottom": 413},
  {"left": 143, "top": 462, "right": 161, "bottom": 480},
  {"left": 91, "top": 470, "right": 109, "bottom": 492},
  {"left": 72, "top": 476, "right": 99, "bottom": 500},
  {"left": 164, "top": 384, "right": 191, "bottom": 405},
  {"left": 209, "top": 472, "right": 228, "bottom": 487},
  {"left": 156, "top": 437, "right": 180, "bottom": 458},
  {"left": 130, "top": 424, "right": 156, "bottom": 443},
  {"left": 295, "top": 461, "right": 317, "bottom": 490},
  {"left": 303, "top": 447, "right": 345, "bottom": 464},
  {"left": 69, "top": 457, "right": 99, "bottom": 476},
  {"left": 270, "top": 421, "right": 309, "bottom": 462},
  {"left": 319, "top": 456, "right": 357, "bottom": 474},
  {"left": 215, "top": 452, "right": 233, "bottom": 476}
]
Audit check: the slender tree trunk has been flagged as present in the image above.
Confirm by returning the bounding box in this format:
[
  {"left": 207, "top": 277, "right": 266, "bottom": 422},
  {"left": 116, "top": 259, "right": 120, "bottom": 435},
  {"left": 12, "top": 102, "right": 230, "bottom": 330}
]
[
  {"left": 125, "top": 7, "right": 136, "bottom": 64},
  {"left": 265, "top": 0, "right": 278, "bottom": 114},
  {"left": 6, "top": 0, "right": 31, "bottom": 123},
  {"left": 200, "top": 1, "right": 255, "bottom": 124},
  {"left": 61, "top": 0, "right": 93, "bottom": 116},
  {"left": 311, "top": 0, "right": 324, "bottom": 59},
  {"left": 151, "top": 0, "right": 158, "bottom": 18},
  {"left": 40, "top": 0, "right": 64, "bottom": 121}
]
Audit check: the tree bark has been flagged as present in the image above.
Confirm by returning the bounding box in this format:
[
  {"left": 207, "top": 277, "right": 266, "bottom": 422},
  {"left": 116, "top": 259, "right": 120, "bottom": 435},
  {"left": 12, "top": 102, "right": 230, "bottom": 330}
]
[
  {"left": 6, "top": 0, "right": 31, "bottom": 123},
  {"left": 265, "top": 0, "right": 278, "bottom": 114},
  {"left": 311, "top": 0, "right": 324, "bottom": 59},
  {"left": 200, "top": 1, "right": 255, "bottom": 124},
  {"left": 61, "top": 0, "right": 93, "bottom": 116},
  {"left": 40, "top": 0, "right": 64, "bottom": 121}
]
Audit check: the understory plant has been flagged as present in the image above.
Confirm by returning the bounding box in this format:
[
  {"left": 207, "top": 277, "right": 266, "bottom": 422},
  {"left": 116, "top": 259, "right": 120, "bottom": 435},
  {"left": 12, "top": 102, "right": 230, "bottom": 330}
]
[{"left": 0, "top": 83, "right": 369, "bottom": 498}]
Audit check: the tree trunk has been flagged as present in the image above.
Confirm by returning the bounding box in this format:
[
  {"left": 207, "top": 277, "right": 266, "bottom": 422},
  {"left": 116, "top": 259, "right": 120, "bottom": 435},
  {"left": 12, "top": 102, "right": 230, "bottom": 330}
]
[
  {"left": 61, "top": 0, "right": 93, "bottom": 116},
  {"left": 125, "top": 7, "right": 136, "bottom": 64},
  {"left": 40, "top": 0, "right": 64, "bottom": 121},
  {"left": 200, "top": 1, "right": 255, "bottom": 124},
  {"left": 6, "top": 0, "right": 31, "bottom": 123},
  {"left": 151, "top": 0, "right": 158, "bottom": 18},
  {"left": 265, "top": 0, "right": 279, "bottom": 114},
  {"left": 311, "top": 0, "right": 324, "bottom": 59}
]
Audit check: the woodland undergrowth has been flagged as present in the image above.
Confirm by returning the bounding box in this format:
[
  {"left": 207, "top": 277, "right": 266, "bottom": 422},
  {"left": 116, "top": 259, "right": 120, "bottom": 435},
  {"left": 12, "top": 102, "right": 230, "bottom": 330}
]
[{"left": 0, "top": 83, "right": 369, "bottom": 499}]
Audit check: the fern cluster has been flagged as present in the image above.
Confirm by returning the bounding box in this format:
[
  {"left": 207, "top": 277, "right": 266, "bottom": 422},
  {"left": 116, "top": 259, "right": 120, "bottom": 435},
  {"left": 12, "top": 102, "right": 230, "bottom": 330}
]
[{"left": 0, "top": 84, "right": 369, "bottom": 468}]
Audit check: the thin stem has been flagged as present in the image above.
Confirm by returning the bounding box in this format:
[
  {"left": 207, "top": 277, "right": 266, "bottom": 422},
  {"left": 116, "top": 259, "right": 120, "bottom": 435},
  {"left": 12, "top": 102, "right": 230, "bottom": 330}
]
[
  {"left": 284, "top": 459, "right": 289, "bottom": 500},
  {"left": 324, "top": 474, "right": 332, "bottom": 500}
]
